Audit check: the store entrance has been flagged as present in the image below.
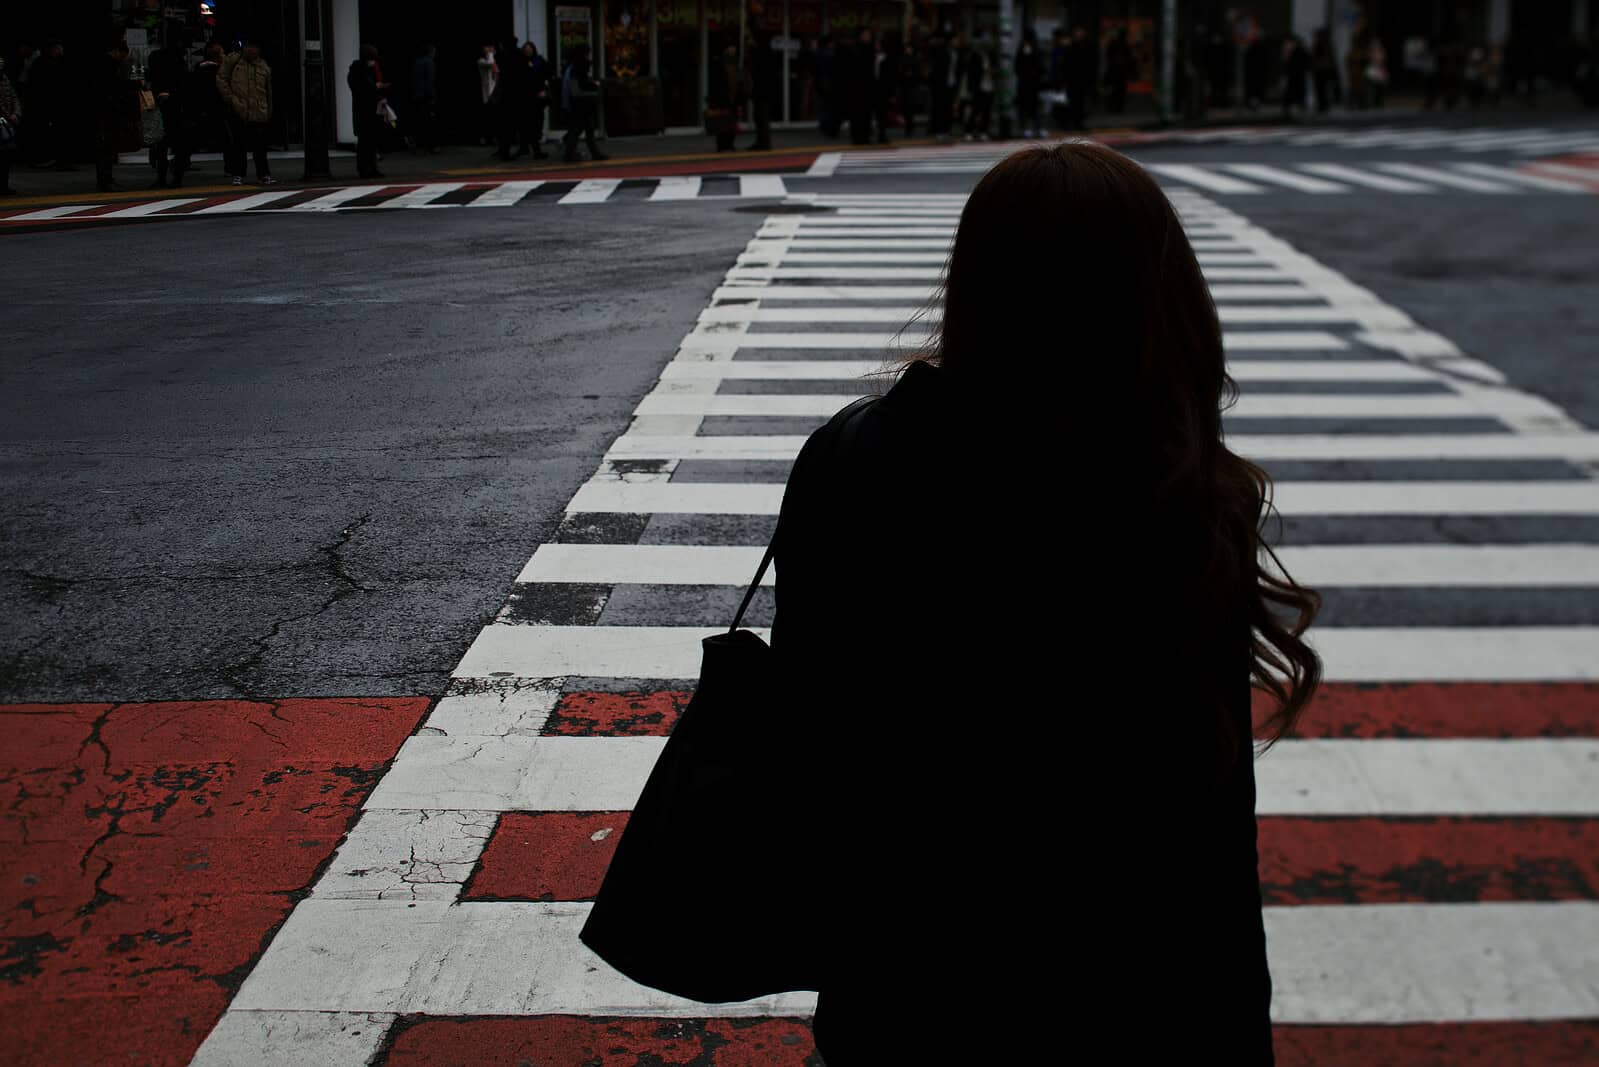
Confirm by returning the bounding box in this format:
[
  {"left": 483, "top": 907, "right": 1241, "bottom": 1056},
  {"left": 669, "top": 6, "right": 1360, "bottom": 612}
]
[{"left": 356, "top": 0, "right": 511, "bottom": 145}]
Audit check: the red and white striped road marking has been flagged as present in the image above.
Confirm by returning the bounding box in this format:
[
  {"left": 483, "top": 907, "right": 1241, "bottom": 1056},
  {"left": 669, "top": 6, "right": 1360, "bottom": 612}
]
[
  {"left": 188, "top": 192, "right": 1599, "bottom": 1065},
  {"left": 0, "top": 698, "right": 428, "bottom": 1067}
]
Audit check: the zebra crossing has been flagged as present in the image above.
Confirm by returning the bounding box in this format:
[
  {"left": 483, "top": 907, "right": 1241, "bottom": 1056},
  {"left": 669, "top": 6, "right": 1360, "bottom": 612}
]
[
  {"left": 191, "top": 190, "right": 1599, "bottom": 1063},
  {"left": 817, "top": 145, "right": 1599, "bottom": 193},
  {"left": 0, "top": 173, "right": 795, "bottom": 228},
  {"left": 1132, "top": 123, "right": 1599, "bottom": 155}
]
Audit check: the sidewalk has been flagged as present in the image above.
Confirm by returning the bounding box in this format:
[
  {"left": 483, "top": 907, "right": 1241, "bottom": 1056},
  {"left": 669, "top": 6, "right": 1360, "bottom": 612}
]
[{"left": 2, "top": 96, "right": 1575, "bottom": 210}]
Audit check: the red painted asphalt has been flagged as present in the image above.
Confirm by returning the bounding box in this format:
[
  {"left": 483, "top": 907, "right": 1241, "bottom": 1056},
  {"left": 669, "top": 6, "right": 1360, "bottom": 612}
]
[
  {"left": 6, "top": 682, "right": 1596, "bottom": 1062},
  {"left": 0, "top": 698, "right": 427, "bottom": 1067},
  {"left": 464, "top": 811, "right": 628, "bottom": 902},
  {"left": 375, "top": 1016, "right": 1599, "bottom": 1065}
]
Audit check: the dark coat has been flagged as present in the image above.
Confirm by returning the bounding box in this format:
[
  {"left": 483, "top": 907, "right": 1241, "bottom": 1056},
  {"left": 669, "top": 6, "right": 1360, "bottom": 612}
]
[
  {"left": 90, "top": 53, "right": 136, "bottom": 127},
  {"left": 187, "top": 60, "right": 224, "bottom": 124},
  {"left": 347, "top": 59, "right": 379, "bottom": 134},
  {"left": 770, "top": 360, "right": 1274, "bottom": 1064},
  {"left": 1015, "top": 43, "right": 1044, "bottom": 96}
]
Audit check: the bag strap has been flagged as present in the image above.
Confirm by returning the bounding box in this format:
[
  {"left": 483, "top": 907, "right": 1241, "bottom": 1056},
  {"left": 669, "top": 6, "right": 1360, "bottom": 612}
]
[
  {"left": 727, "top": 394, "right": 877, "bottom": 634},
  {"left": 728, "top": 541, "right": 775, "bottom": 634}
]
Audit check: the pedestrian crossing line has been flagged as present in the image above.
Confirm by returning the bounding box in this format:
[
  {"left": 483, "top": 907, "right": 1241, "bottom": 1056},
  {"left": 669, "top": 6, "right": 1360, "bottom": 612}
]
[
  {"left": 93, "top": 197, "right": 206, "bottom": 218},
  {"left": 518, "top": 543, "right": 1599, "bottom": 589},
  {"left": 1453, "top": 162, "right": 1590, "bottom": 192},
  {"left": 202, "top": 897, "right": 1599, "bottom": 1028},
  {"left": 1296, "top": 163, "right": 1432, "bottom": 193},
  {"left": 665, "top": 355, "right": 1435, "bottom": 383},
  {"left": 192, "top": 189, "right": 301, "bottom": 214},
  {"left": 360, "top": 730, "right": 1599, "bottom": 816},
  {"left": 739, "top": 174, "right": 788, "bottom": 198},
  {"left": 758, "top": 226, "right": 956, "bottom": 237},
  {"left": 450, "top": 623, "right": 1599, "bottom": 684},
  {"left": 1525, "top": 160, "right": 1599, "bottom": 191},
  {"left": 286, "top": 185, "right": 389, "bottom": 211},
  {"left": 712, "top": 282, "right": 1325, "bottom": 302},
  {"left": 558, "top": 178, "right": 623, "bottom": 204},
  {"left": 1147, "top": 163, "right": 1267, "bottom": 193},
  {"left": 713, "top": 285, "right": 941, "bottom": 301},
  {"left": 1373, "top": 162, "right": 1516, "bottom": 193},
  {"left": 679, "top": 327, "right": 1349, "bottom": 351},
  {"left": 605, "top": 431, "right": 1599, "bottom": 463},
  {"left": 566, "top": 480, "right": 1599, "bottom": 517},
  {"left": 1127, "top": 124, "right": 1599, "bottom": 157},
  {"left": 1225, "top": 163, "right": 1352, "bottom": 193},
  {"left": 648, "top": 175, "right": 702, "bottom": 200},
  {"left": 823, "top": 145, "right": 1599, "bottom": 196},
  {"left": 698, "top": 303, "right": 1411, "bottom": 329},
  {"left": 636, "top": 392, "right": 1483, "bottom": 419},
  {"left": 725, "top": 266, "right": 947, "bottom": 280},
  {"left": 379, "top": 182, "right": 467, "bottom": 208},
  {"left": 465, "top": 179, "right": 543, "bottom": 207},
  {"left": 0, "top": 173, "right": 803, "bottom": 227}
]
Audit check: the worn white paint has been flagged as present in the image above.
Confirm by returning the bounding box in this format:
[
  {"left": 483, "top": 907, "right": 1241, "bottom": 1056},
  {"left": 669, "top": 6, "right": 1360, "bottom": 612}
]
[
  {"left": 314, "top": 809, "right": 497, "bottom": 900},
  {"left": 558, "top": 179, "right": 623, "bottom": 205},
  {"left": 465, "top": 180, "right": 543, "bottom": 207},
  {"left": 648, "top": 175, "right": 703, "bottom": 200},
  {"left": 519, "top": 543, "right": 1599, "bottom": 590},
  {"left": 378, "top": 183, "right": 465, "bottom": 209},
  {"left": 190, "top": 1010, "right": 393, "bottom": 1066},
  {"left": 454, "top": 624, "right": 1599, "bottom": 682},
  {"left": 604, "top": 431, "right": 1599, "bottom": 462}
]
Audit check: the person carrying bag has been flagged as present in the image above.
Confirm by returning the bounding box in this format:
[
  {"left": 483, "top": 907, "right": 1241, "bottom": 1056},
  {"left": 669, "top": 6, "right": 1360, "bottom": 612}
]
[{"left": 579, "top": 397, "right": 876, "bottom": 1004}]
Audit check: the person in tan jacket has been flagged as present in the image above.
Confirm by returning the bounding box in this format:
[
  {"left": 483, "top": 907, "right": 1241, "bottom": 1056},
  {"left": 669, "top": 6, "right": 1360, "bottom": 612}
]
[{"left": 217, "top": 36, "right": 275, "bottom": 184}]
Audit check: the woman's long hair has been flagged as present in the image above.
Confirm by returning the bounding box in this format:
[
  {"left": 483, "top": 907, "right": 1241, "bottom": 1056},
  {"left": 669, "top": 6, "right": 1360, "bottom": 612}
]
[{"left": 891, "top": 142, "right": 1321, "bottom": 759}]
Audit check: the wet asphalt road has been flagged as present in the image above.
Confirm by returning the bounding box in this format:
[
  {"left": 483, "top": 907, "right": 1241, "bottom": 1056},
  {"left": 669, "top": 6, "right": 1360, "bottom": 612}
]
[{"left": 2, "top": 134, "right": 1596, "bottom": 703}]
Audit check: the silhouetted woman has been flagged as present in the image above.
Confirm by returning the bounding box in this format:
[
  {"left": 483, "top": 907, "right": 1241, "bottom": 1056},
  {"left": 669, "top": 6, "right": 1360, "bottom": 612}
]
[{"left": 770, "top": 142, "right": 1320, "bottom": 1064}]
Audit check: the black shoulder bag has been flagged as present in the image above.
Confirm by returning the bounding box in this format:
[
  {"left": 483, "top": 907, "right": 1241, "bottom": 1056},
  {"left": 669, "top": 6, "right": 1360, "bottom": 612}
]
[{"left": 579, "top": 397, "right": 875, "bottom": 1003}]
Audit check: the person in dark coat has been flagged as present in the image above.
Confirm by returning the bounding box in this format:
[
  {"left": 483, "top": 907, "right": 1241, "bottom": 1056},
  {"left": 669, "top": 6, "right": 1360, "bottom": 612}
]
[
  {"left": 560, "top": 44, "right": 606, "bottom": 162},
  {"left": 927, "top": 32, "right": 955, "bottom": 141},
  {"left": 1103, "top": 26, "right": 1133, "bottom": 113},
  {"left": 146, "top": 32, "right": 189, "bottom": 188},
  {"left": 1014, "top": 28, "right": 1044, "bottom": 137},
  {"left": 91, "top": 38, "right": 136, "bottom": 191},
  {"left": 410, "top": 43, "right": 438, "bottom": 154},
  {"left": 706, "top": 44, "right": 743, "bottom": 152},
  {"left": 492, "top": 35, "right": 524, "bottom": 160},
  {"left": 519, "top": 41, "right": 552, "bottom": 159},
  {"left": 870, "top": 33, "right": 896, "bottom": 145},
  {"left": 24, "top": 40, "right": 68, "bottom": 169},
  {"left": 188, "top": 42, "right": 226, "bottom": 154},
  {"left": 1281, "top": 34, "right": 1310, "bottom": 119},
  {"left": 897, "top": 39, "right": 923, "bottom": 137},
  {"left": 963, "top": 35, "right": 994, "bottom": 139},
  {"left": 1310, "top": 27, "right": 1340, "bottom": 112},
  {"left": 347, "top": 45, "right": 387, "bottom": 178},
  {"left": 769, "top": 141, "right": 1318, "bottom": 1065},
  {"left": 0, "top": 61, "right": 19, "bottom": 194},
  {"left": 746, "top": 33, "right": 779, "bottom": 150},
  {"left": 1243, "top": 36, "right": 1269, "bottom": 109},
  {"left": 847, "top": 29, "right": 875, "bottom": 145}
]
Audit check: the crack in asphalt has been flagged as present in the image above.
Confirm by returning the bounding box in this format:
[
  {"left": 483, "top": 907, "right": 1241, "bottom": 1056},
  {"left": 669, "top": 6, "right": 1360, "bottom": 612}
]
[{"left": 216, "top": 514, "right": 375, "bottom": 698}]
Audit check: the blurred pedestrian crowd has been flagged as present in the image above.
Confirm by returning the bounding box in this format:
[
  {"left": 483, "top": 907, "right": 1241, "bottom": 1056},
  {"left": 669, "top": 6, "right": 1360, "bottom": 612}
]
[{"left": 1, "top": 16, "right": 1596, "bottom": 199}]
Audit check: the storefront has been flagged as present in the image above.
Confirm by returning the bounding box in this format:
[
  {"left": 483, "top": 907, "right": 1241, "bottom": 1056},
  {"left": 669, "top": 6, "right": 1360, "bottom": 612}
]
[{"left": 550, "top": 0, "right": 940, "bottom": 131}]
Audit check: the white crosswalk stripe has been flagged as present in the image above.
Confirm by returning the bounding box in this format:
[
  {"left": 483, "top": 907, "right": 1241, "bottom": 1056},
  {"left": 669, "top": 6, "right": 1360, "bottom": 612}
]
[
  {"left": 1, "top": 172, "right": 801, "bottom": 227},
  {"left": 1128, "top": 123, "right": 1599, "bottom": 155},
  {"left": 825, "top": 143, "right": 1599, "bottom": 196},
  {"left": 194, "top": 188, "right": 1599, "bottom": 1063}
]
